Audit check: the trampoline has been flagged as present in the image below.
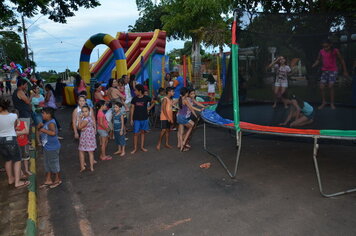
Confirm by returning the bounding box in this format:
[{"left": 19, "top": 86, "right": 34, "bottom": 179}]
[{"left": 201, "top": 11, "right": 356, "bottom": 198}]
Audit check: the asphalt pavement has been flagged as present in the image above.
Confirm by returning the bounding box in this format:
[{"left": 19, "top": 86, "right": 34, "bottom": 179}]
[{"left": 38, "top": 107, "right": 356, "bottom": 236}]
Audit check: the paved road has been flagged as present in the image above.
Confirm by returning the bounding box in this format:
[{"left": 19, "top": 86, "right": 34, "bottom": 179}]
[{"left": 39, "top": 107, "right": 356, "bottom": 236}]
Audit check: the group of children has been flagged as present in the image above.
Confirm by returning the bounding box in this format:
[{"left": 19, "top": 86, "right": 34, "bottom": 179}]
[
  {"left": 72, "top": 81, "right": 206, "bottom": 172},
  {"left": 269, "top": 39, "right": 349, "bottom": 128}
]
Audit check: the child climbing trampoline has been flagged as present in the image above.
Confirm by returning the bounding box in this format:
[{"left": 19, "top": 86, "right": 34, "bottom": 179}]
[{"left": 279, "top": 94, "right": 314, "bottom": 127}]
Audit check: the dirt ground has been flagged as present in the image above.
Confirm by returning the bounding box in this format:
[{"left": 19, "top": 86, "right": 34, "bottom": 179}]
[{"left": 39, "top": 107, "right": 356, "bottom": 236}]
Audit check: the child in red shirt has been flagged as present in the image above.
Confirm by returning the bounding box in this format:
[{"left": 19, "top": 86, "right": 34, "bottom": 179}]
[{"left": 13, "top": 109, "right": 32, "bottom": 177}]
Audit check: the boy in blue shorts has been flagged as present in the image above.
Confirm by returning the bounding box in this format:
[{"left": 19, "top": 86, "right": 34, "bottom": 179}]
[{"left": 130, "top": 84, "right": 154, "bottom": 154}]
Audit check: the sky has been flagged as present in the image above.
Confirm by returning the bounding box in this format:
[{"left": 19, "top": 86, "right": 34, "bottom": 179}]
[{"left": 24, "top": 0, "right": 185, "bottom": 72}]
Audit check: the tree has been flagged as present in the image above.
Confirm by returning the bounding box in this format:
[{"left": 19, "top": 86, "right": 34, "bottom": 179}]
[
  {"left": 0, "top": 31, "right": 35, "bottom": 67},
  {"left": 0, "top": 0, "right": 101, "bottom": 29},
  {"left": 128, "top": 0, "right": 165, "bottom": 32}
]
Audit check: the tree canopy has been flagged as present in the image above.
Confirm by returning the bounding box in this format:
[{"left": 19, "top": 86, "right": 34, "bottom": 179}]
[
  {"left": 0, "top": 31, "right": 34, "bottom": 67},
  {"left": 0, "top": 0, "right": 101, "bottom": 29}
]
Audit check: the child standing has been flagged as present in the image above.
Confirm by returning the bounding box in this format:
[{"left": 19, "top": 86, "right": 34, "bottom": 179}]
[
  {"left": 78, "top": 105, "right": 97, "bottom": 172},
  {"left": 279, "top": 94, "right": 314, "bottom": 127},
  {"left": 38, "top": 107, "right": 62, "bottom": 189},
  {"left": 13, "top": 110, "right": 32, "bottom": 177},
  {"left": 96, "top": 100, "right": 112, "bottom": 160},
  {"left": 156, "top": 87, "right": 174, "bottom": 150},
  {"left": 130, "top": 84, "right": 154, "bottom": 154},
  {"left": 177, "top": 87, "right": 202, "bottom": 151},
  {"left": 113, "top": 102, "right": 126, "bottom": 156},
  {"left": 268, "top": 56, "right": 291, "bottom": 108},
  {"left": 207, "top": 76, "right": 216, "bottom": 101},
  {"left": 312, "top": 39, "right": 348, "bottom": 109}
]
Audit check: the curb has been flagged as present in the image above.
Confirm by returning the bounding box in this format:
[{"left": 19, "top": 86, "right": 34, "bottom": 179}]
[{"left": 26, "top": 127, "right": 37, "bottom": 236}]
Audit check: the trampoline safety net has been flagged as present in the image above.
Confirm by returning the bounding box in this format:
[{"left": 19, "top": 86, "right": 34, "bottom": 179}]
[{"left": 217, "top": 11, "right": 356, "bottom": 131}]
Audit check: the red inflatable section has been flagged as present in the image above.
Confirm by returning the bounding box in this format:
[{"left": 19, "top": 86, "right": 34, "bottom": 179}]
[{"left": 91, "top": 31, "right": 166, "bottom": 77}]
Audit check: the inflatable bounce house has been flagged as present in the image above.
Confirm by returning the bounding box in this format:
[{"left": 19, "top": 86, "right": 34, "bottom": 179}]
[{"left": 64, "top": 29, "right": 168, "bottom": 105}]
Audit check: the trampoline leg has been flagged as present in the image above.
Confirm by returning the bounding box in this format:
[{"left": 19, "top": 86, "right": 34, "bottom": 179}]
[
  {"left": 312, "top": 137, "right": 356, "bottom": 198},
  {"left": 203, "top": 122, "right": 242, "bottom": 178}
]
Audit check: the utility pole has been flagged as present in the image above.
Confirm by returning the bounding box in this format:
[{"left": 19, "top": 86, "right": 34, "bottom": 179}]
[{"left": 21, "top": 15, "right": 30, "bottom": 67}]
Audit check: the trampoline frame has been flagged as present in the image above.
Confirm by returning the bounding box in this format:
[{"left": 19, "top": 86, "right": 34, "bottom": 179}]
[{"left": 202, "top": 119, "right": 356, "bottom": 198}]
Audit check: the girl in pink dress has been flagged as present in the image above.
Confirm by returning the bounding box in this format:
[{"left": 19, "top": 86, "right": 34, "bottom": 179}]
[{"left": 78, "top": 105, "right": 97, "bottom": 172}]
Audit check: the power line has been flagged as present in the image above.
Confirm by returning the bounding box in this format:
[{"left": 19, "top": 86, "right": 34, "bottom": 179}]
[{"left": 33, "top": 27, "right": 81, "bottom": 48}]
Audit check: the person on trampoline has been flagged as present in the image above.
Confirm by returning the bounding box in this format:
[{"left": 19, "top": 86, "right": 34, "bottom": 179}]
[
  {"left": 279, "top": 94, "right": 314, "bottom": 127},
  {"left": 312, "top": 39, "right": 348, "bottom": 110},
  {"left": 268, "top": 56, "right": 291, "bottom": 109}
]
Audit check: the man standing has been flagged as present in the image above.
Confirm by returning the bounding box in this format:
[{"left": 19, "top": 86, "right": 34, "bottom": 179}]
[{"left": 12, "top": 78, "right": 32, "bottom": 127}]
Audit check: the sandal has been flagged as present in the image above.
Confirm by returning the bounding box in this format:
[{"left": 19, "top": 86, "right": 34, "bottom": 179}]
[
  {"left": 39, "top": 183, "right": 52, "bottom": 189},
  {"left": 180, "top": 147, "right": 190, "bottom": 152},
  {"left": 100, "top": 156, "right": 112, "bottom": 161},
  {"left": 15, "top": 181, "right": 30, "bottom": 189},
  {"left": 49, "top": 181, "right": 62, "bottom": 189}
]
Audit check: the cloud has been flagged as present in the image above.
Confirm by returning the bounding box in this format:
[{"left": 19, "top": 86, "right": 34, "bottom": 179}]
[{"left": 24, "top": 0, "right": 185, "bottom": 72}]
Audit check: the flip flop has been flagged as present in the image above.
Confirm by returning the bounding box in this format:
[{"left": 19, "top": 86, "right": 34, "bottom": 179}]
[
  {"left": 101, "top": 156, "right": 112, "bottom": 161},
  {"left": 39, "top": 183, "right": 52, "bottom": 189},
  {"left": 49, "top": 181, "right": 62, "bottom": 189},
  {"left": 15, "top": 181, "right": 30, "bottom": 189}
]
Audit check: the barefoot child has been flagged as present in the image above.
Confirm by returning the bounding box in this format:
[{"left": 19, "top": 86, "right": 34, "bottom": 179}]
[
  {"left": 38, "top": 107, "right": 62, "bottom": 189},
  {"left": 156, "top": 87, "right": 174, "bottom": 150},
  {"left": 78, "top": 105, "right": 97, "bottom": 172},
  {"left": 312, "top": 39, "right": 348, "bottom": 109},
  {"left": 13, "top": 109, "right": 32, "bottom": 177},
  {"left": 279, "top": 94, "right": 314, "bottom": 127},
  {"left": 177, "top": 87, "right": 202, "bottom": 151},
  {"left": 96, "top": 100, "right": 112, "bottom": 160},
  {"left": 130, "top": 84, "right": 154, "bottom": 154},
  {"left": 113, "top": 102, "right": 126, "bottom": 156}
]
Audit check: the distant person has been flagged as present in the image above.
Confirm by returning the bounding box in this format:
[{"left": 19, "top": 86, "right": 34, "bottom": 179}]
[
  {"left": 36, "top": 79, "right": 45, "bottom": 96},
  {"left": 96, "top": 100, "right": 112, "bottom": 161},
  {"left": 54, "top": 77, "right": 66, "bottom": 109},
  {"left": 268, "top": 56, "right": 291, "bottom": 108},
  {"left": 79, "top": 90, "right": 94, "bottom": 108},
  {"left": 164, "top": 73, "right": 173, "bottom": 88},
  {"left": 279, "top": 94, "right": 314, "bottom": 127},
  {"left": 77, "top": 105, "right": 97, "bottom": 172},
  {"left": 130, "top": 84, "right": 154, "bottom": 154},
  {"left": 93, "top": 83, "right": 106, "bottom": 103},
  {"left": 173, "top": 72, "right": 184, "bottom": 100},
  {"left": 0, "top": 97, "right": 30, "bottom": 189},
  {"left": 44, "top": 84, "right": 57, "bottom": 109},
  {"left": 129, "top": 74, "right": 137, "bottom": 98},
  {"left": 0, "top": 81, "right": 4, "bottom": 95},
  {"left": 312, "top": 39, "right": 348, "bottom": 110},
  {"left": 123, "top": 75, "right": 132, "bottom": 124},
  {"left": 30, "top": 85, "right": 45, "bottom": 145},
  {"left": 38, "top": 107, "right": 62, "bottom": 189},
  {"left": 5, "top": 74, "right": 12, "bottom": 94},
  {"left": 207, "top": 75, "right": 217, "bottom": 101},
  {"left": 74, "top": 74, "right": 86, "bottom": 97},
  {"left": 156, "top": 87, "right": 174, "bottom": 150},
  {"left": 113, "top": 102, "right": 126, "bottom": 156},
  {"left": 12, "top": 78, "right": 32, "bottom": 128}
]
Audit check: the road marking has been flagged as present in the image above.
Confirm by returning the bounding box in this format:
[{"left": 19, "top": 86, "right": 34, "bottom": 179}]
[
  {"left": 66, "top": 179, "right": 95, "bottom": 236},
  {"left": 160, "top": 218, "right": 192, "bottom": 231}
]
